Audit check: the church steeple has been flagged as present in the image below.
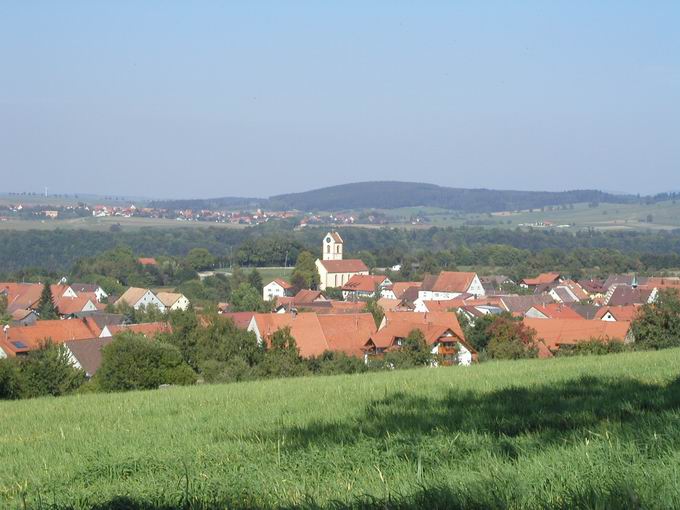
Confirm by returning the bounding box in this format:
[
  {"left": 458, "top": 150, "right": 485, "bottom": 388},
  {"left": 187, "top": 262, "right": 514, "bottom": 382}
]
[{"left": 322, "top": 231, "right": 343, "bottom": 261}]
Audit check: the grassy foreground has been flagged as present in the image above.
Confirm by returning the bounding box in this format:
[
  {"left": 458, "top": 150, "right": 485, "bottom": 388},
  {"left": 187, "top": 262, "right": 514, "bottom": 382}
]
[{"left": 2, "top": 350, "right": 680, "bottom": 509}]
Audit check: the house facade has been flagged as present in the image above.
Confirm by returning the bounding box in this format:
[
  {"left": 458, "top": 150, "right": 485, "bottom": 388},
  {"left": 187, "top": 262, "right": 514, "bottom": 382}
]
[{"left": 263, "top": 279, "right": 294, "bottom": 301}]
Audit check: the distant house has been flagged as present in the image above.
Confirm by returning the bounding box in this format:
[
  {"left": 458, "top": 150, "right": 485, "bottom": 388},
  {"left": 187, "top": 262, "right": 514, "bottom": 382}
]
[
  {"left": 521, "top": 272, "right": 562, "bottom": 289},
  {"left": 100, "top": 322, "right": 171, "bottom": 338},
  {"left": 525, "top": 303, "right": 584, "bottom": 320},
  {"left": 10, "top": 309, "right": 38, "bottom": 326},
  {"left": 364, "top": 311, "right": 475, "bottom": 366},
  {"left": 498, "top": 294, "right": 555, "bottom": 315},
  {"left": 417, "top": 272, "right": 485, "bottom": 301},
  {"left": 70, "top": 283, "right": 108, "bottom": 302},
  {"left": 341, "top": 275, "right": 391, "bottom": 301},
  {"left": 54, "top": 294, "right": 102, "bottom": 317},
  {"left": 263, "top": 279, "right": 294, "bottom": 301},
  {"left": 115, "top": 287, "right": 166, "bottom": 312},
  {"left": 315, "top": 232, "right": 369, "bottom": 290},
  {"left": 248, "top": 312, "right": 376, "bottom": 358},
  {"left": 595, "top": 305, "right": 640, "bottom": 322},
  {"left": 548, "top": 280, "right": 590, "bottom": 304},
  {"left": 65, "top": 337, "right": 114, "bottom": 378},
  {"left": 380, "top": 282, "right": 422, "bottom": 300},
  {"left": 0, "top": 318, "right": 102, "bottom": 358},
  {"left": 137, "top": 257, "right": 158, "bottom": 266},
  {"left": 605, "top": 285, "right": 656, "bottom": 307},
  {"left": 156, "top": 292, "right": 191, "bottom": 311},
  {"left": 524, "top": 318, "right": 634, "bottom": 356}
]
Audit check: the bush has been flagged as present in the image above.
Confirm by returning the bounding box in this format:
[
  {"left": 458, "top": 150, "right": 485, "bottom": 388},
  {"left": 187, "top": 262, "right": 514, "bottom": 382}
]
[
  {"left": 95, "top": 333, "right": 197, "bottom": 391},
  {"left": 307, "top": 351, "right": 368, "bottom": 375},
  {"left": 19, "top": 342, "right": 86, "bottom": 398},
  {"left": 557, "top": 339, "right": 629, "bottom": 357},
  {"left": 632, "top": 289, "right": 680, "bottom": 350},
  {"left": 0, "top": 359, "right": 24, "bottom": 400}
]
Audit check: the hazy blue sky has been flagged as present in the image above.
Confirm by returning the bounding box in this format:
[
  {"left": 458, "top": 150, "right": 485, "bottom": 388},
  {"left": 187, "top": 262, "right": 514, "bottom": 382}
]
[{"left": 1, "top": 1, "right": 678, "bottom": 198}]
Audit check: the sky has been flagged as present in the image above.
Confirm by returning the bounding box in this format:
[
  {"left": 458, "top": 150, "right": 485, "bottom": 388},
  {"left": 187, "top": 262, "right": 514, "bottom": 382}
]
[{"left": 1, "top": 1, "right": 679, "bottom": 199}]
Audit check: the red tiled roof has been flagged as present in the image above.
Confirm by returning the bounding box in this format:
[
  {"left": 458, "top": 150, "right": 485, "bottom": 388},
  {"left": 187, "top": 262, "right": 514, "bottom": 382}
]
[
  {"left": 522, "top": 272, "right": 561, "bottom": 286},
  {"left": 388, "top": 282, "right": 421, "bottom": 299},
  {"left": 595, "top": 305, "right": 641, "bottom": 322},
  {"left": 318, "top": 313, "right": 376, "bottom": 357},
  {"left": 106, "top": 322, "right": 171, "bottom": 338},
  {"left": 382, "top": 311, "right": 466, "bottom": 341},
  {"left": 529, "top": 303, "right": 584, "bottom": 320},
  {"left": 421, "top": 272, "right": 477, "bottom": 293},
  {"left": 0, "top": 318, "right": 102, "bottom": 356},
  {"left": 342, "top": 275, "right": 388, "bottom": 293},
  {"left": 272, "top": 278, "right": 294, "bottom": 290},
  {"left": 523, "top": 318, "right": 632, "bottom": 351},
  {"left": 54, "top": 295, "right": 101, "bottom": 315},
  {"left": 318, "top": 259, "right": 369, "bottom": 273},
  {"left": 252, "top": 312, "right": 329, "bottom": 357},
  {"left": 220, "top": 312, "right": 256, "bottom": 329},
  {"left": 138, "top": 258, "right": 158, "bottom": 266}
]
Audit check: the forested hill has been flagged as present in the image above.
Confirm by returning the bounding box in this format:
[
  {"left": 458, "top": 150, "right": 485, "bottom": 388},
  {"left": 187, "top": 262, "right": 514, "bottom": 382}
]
[
  {"left": 151, "top": 182, "right": 636, "bottom": 213},
  {"left": 266, "top": 182, "right": 633, "bottom": 212}
]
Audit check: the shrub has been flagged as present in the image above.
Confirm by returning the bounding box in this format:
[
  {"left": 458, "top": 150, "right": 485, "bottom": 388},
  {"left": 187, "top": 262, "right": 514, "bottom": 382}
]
[
  {"left": 19, "top": 342, "right": 86, "bottom": 398},
  {"left": 95, "top": 333, "right": 196, "bottom": 391},
  {"left": 0, "top": 359, "right": 24, "bottom": 400}
]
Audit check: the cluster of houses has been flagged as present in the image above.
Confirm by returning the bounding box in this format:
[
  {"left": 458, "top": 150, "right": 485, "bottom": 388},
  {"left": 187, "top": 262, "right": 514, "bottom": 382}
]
[{"left": 2, "top": 231, "right": 678, "bottom": 380}]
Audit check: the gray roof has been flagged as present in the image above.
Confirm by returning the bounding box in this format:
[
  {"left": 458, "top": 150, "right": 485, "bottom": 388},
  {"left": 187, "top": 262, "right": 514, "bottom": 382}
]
[{"left": 65, "top": 337, "right": 114, "bottom": 377}]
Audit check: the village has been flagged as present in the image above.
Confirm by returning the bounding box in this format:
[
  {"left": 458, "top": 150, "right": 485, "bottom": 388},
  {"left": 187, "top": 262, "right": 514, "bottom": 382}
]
[{"left": 1, "top": 230, "right": 675, "bottom": 379}]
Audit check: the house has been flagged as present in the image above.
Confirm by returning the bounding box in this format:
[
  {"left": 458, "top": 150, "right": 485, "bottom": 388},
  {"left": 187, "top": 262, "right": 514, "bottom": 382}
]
[
  {"left": 414, "top": 299, "right": 465, "bottom": 313},
  {"left": 65, "top": 337, "right": 114, "bottom": 378},
  {"left": 525, "top": 303, "right": 584, "bottom": 320},
  {"left": 521, "top": 272, "right": 562, "bottom": 289},
  {"left": 498, "top": 294, "right": 555, "bottom": 315},
  {"left": 219, "top": 312, "right": 256, "bottom": 329},
  {"left": 10, "top": 309, "right": 38, "bottom": 326},
  {"left": 364, "top": 311, "right": 475, "bottom": 366},
  {"left": 156, "top": 292, "right": 191, "bottom": 311},
  {"left": 380, "top": 282, "right": 422, "bottom": 300},
  {"left": 54, "top": 294, "right": 102, "bottom": 317},
  {"left": 73, "top": 311, "right": 126, "bottom": 330},
  {"left": 595, "top": 305, "right": 640, "bottom": 322},
  {"left": 603, "top": 274, "right": 646, "bottom": 291},
  {"left": 0, "top": 318, "right": 102, "bottom": 357},
  {"left": 263, "top": 279, "right": 294, "bottom": 301},
  {"left": 315, "top": 232, "right": 369, "bottom": 290},
  {"left": 70, "top": 283, "right": 108, "bottom": 302},
  {"left": 605, "top": 285, "right": 656, "bottom": 307},
  {"left": 115, "top": 287, "right": 166, "bottom": 311},
  {"left": 456, "top": 304, "right": 504, "bottom": 322},
  {"left": 137, "top": 257, "right": 158, "bottom": 266},
  {"left": 548, "top": 280, "right": 590, "bottom": 304},
  {"left": 479, "top": 275, "right": 514, "bottom": 295},
  {"left": 418, "top": 272, "right": 485, "bottom": 301},
  {"left": 342, "top": 275, "right": 391, "bottom": 301},
  {"left": 100, "top": 322, "right": 171, "bottom": 338},
  {"left": 578, "top": 279, "right": 606, "bottom": 298},
  {"left": 247, "top": 312, "right": 376, "bottom": 358},
  {"left": 524, "top": 318, "right": 634, "bottom": 356}
]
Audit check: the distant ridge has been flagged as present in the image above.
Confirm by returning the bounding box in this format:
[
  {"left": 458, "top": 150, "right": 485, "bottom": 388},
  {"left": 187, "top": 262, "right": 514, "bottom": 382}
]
[{"left": 152, "top": 181, "right": 639, "bottom": 213}]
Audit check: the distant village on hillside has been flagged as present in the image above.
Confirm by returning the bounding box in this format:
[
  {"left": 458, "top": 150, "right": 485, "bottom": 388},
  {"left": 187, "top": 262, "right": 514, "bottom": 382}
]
[{"left": 3, "top": 230, "right": 679, "bottom": 378}]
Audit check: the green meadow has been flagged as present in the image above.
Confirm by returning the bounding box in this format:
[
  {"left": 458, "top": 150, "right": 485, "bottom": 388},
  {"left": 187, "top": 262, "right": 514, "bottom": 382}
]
[{"left": 2, "top": 349, "right": 680, "bottom": 509}]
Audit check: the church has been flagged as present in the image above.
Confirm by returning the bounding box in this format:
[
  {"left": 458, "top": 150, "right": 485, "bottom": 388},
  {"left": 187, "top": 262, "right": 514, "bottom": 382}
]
[{"left": 315, "top": 232, "right": 369, "bottom": 290}]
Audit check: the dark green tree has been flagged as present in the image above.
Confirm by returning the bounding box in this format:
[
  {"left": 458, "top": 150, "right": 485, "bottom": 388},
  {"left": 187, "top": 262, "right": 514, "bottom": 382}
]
[
  {"left": 37, "top": 282, "right": 59, "bottom": 320},
  {"left": 230, "top": 283, "right": 268, "bottom": 312},
  {"left": 259, "top": 327, "right": 308, "bottom": 378},
  {"left": 0, "top": 359, "right": 24, "bottom": 400},
  {"left": 186, "top": 248, "right": 217, "bottom": 271},
  {"left": 248, "top": 268, "right": 264, "bottom": 294},
  {"left": 291, "top": 251, "right": 319, "bottom": 290},
  {"left": 632, "top": 289, "right": 680, "bottom": 350},
  {"left": 19, "top": 342, "right": 86, "bottom": 398},
  {"left": 95, "top": 333, "right": 196, "bottom": 391}
]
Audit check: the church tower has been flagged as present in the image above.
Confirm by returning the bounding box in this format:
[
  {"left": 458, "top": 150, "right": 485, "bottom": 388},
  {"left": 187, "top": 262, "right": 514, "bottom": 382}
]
[{"left": 322, "top": 231, "right": 343, "bottom": 261}]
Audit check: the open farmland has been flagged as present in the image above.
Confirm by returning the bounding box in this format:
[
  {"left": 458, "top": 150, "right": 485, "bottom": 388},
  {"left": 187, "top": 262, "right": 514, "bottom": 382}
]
[
  {"left": 2, "top": 349, "right": 680, "bottom": 509},
  {"left": 0, "top": 216, "right": 248, "bottom": 232}
]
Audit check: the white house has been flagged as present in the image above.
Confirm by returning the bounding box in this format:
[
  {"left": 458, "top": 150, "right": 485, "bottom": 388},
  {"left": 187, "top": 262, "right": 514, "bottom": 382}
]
[
  {"left": 417, "top": 272, "right": 485, "bottom": 301},
  {"left": 263, "top": 279, "right": 294, "bottom": 301},
  {"left": 115, "top": 287, "right": 166, "bottom": 312},
  {"left": 156, "top": 292, "right": 191, "bottom": 311},
  {"left": 315, "top": 232, "right": 369, "bottom": 291}
]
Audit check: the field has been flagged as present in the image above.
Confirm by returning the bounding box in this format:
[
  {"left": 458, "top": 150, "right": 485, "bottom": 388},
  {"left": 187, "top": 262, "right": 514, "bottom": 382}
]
[
  {"left": 372, "top": 200, "right": 680, "bottom": 231},
  {"left": 2, "top": 349, "right": 680, "bottom": 509},
  {"left": 0, "top": 216, "right": 248, "bottom": 232}
]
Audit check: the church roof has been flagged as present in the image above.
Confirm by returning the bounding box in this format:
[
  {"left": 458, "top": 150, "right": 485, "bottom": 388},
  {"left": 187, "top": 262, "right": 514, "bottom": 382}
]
[{"left": 318, "top": 259, "right": 368, "bottom": 273}]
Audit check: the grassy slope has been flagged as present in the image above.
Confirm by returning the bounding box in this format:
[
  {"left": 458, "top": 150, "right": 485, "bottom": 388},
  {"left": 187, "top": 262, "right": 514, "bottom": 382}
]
[{"left": 2, "top": 350, "right": 680, "bottom": 509}]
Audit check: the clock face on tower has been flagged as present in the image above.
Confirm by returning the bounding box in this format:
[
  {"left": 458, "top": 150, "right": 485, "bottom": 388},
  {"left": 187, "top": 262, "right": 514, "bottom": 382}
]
[{"left": 325, "top": 237, "right": 331, "bottom": 243}]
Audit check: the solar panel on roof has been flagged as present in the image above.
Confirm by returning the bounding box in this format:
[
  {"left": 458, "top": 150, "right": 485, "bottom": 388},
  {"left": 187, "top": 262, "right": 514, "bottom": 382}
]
[{"left": 11, "top": 341, "right": 28, "bottom": 349}]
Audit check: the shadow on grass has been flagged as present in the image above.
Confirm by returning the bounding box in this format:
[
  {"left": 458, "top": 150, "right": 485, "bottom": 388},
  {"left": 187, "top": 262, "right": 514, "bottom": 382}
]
[
  {"left": 281, "top": 374, "right": 680, "bottom": 450},
  {"left": 44, "top": 482, "right": 644, "bottom": 510}
]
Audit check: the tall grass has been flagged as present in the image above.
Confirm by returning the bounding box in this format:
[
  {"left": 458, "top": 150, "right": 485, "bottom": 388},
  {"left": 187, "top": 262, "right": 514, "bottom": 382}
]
[{"left": 2, "top": 349, "right": 680, "bottom": 509}]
